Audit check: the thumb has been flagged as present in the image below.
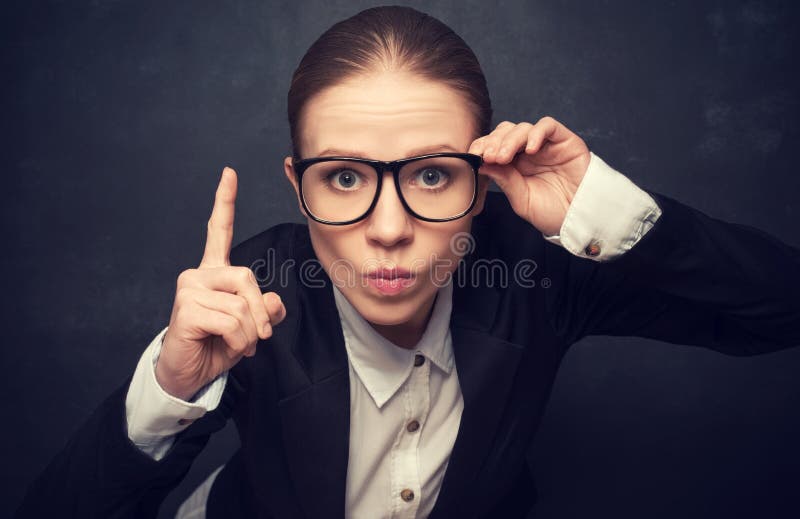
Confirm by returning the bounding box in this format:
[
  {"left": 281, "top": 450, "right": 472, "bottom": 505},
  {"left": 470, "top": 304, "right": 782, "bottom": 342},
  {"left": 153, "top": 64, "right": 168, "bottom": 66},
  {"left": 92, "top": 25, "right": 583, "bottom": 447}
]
[
  {"left": 263, "top": 291, "right": 287, "bottom": 327},
  {"left": 479, "top": 163, "right": 530, "bottom": 217}
]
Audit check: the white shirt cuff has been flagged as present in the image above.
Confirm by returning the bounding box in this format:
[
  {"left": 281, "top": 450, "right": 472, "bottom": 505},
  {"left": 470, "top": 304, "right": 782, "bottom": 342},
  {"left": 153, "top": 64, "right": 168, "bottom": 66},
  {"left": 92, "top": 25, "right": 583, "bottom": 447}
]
[
  {"left": 542, "top": 151, "right": 662, "bottom": 261},
  {"left": 125, "top": 326, "right": 228, "bottom": 460}
]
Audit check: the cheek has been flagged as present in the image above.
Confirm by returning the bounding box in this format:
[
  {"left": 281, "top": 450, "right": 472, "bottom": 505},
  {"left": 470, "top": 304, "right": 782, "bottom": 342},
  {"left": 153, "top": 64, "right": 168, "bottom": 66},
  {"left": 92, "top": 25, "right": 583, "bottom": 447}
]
[
  {"left": 308, "top": 223, "right": 349, "bottom": 264},
  {"left": 415, "top": 220, "right": 475, "bottom": 273}
]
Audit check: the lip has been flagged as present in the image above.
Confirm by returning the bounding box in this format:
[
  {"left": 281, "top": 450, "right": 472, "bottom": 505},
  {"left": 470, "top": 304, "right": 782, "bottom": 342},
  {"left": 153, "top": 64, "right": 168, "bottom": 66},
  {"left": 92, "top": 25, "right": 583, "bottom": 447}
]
[
  {"left": 364, "top": 267, "right": 415, "bottom": 295},
  {"left": 366, "top": 267, "right": 413, "bottom": 279}
]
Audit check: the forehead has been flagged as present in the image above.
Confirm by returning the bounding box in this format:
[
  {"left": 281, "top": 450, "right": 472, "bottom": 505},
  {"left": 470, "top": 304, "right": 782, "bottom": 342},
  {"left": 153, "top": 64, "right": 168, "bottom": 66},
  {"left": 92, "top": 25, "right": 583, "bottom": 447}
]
[{"left": 299, "top": 71, "right": 476, "bottom": 160}]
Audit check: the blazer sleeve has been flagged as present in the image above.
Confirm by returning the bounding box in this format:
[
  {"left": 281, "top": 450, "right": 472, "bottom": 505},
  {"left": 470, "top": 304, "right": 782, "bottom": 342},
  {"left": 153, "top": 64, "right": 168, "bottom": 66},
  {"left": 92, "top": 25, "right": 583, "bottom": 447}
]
[
  {"left": 15, "top": 345, "right": 245, "bottom": 519},
  {"left": 126, "top": 325, "right": 228, "bottom": 462},
  {"left": 542, "top": 188, "right": 800, "bottom": 354}
]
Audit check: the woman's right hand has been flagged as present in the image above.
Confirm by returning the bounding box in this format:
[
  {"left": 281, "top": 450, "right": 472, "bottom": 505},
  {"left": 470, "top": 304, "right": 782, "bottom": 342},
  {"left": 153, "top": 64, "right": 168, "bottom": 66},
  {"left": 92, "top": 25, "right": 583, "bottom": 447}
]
[{"left": 156, "top": 167, "right": 287, "bottom": 401}]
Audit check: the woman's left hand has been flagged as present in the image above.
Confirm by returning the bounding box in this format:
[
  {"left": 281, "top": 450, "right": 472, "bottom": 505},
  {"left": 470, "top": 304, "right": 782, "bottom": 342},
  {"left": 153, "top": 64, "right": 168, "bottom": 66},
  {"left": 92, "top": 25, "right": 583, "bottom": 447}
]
[{"left": 469, "top": 116, "right": 591, "bottom": 237}]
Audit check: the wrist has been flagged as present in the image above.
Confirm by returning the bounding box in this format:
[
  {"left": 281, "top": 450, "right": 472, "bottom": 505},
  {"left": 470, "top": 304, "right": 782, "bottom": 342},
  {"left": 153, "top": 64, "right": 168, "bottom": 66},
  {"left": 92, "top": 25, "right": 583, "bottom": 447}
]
[{"left": 154, "top": 359, "right": 202, "bottom": 402}]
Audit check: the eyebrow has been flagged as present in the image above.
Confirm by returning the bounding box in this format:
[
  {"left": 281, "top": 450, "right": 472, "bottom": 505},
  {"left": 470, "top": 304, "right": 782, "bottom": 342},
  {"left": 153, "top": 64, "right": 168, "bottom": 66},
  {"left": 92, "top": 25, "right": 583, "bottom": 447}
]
[{"left": 315, "top": 144, "right": 462, "bottom": 159}]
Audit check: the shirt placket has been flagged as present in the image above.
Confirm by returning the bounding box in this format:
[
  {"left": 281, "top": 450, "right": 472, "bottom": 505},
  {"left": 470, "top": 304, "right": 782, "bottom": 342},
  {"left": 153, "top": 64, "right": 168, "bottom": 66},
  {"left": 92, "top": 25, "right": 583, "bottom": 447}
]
[{"left": 390, "top": 353, "right": 431, "bottom": 518}]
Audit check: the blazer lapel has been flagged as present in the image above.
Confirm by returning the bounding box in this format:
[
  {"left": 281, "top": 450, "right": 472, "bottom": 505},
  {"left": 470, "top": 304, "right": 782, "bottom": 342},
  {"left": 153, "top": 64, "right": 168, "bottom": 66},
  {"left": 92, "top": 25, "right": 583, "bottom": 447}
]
[
  {"left": 278, "top": 365, "right": 350, "bottom": 519},
  {"left": 275, "top": 228, "right": 351, "bottom": 519},
  {"left": 429, "top": 259, "right": 526, "bottom": 518}
]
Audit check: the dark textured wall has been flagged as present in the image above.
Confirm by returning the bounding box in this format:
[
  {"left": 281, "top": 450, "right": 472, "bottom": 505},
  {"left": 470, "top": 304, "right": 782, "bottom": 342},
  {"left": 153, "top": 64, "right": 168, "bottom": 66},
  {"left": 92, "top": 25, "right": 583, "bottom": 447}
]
[{"left": 3, "top": 1, "right": 799, "bottom": 518}]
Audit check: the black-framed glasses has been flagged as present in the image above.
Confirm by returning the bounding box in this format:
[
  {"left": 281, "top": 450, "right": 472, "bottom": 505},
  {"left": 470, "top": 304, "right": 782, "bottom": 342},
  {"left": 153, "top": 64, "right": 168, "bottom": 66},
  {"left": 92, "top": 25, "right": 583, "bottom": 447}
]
[{"left": 293, "top": 152, "right": 483, "bottom": 225}]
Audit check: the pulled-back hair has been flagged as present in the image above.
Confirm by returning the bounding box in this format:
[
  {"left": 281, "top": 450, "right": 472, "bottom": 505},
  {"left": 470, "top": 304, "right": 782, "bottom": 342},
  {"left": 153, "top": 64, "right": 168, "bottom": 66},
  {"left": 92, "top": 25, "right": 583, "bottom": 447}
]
[{"left": 287, "top": 5, "right": 493, "bottom": 160}]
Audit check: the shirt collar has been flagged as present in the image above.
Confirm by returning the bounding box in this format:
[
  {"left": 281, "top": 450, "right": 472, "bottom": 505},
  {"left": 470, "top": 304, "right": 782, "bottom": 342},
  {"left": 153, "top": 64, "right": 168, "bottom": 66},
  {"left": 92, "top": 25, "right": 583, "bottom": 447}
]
[{"left": 332, "top": 281, "right": 454, "bottom": 409}]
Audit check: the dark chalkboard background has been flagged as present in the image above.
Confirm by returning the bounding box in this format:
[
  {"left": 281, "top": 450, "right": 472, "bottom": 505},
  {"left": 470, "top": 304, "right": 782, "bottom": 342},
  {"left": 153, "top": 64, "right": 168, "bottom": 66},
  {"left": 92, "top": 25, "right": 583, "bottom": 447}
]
[{"left": 3, "top": 1, "right": 799, "bottom": 517}]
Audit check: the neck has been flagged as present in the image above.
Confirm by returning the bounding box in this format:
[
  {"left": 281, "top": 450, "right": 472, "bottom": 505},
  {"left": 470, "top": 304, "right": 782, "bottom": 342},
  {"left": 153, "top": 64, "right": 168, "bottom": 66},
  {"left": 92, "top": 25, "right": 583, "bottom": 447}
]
[{"left": 369, "top": 291, "right": 437, "bottom": 349}]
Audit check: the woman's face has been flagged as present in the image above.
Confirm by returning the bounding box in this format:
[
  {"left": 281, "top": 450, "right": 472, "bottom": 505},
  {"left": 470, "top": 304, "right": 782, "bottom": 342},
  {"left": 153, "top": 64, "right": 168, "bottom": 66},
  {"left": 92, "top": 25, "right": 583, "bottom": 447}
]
[{"left": 283, "top": 70, "right": 489, "bottom": 341}]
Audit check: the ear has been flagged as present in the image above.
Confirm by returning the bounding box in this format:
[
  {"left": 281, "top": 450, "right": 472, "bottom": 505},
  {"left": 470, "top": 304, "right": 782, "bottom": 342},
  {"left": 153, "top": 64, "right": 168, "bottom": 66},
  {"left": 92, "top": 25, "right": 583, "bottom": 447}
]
[
  {"left": 471, "top": 174, "right": 491, "bottom": 216},
  {"left": 284, "top": 156, "right": 309, "bottom": 218}
]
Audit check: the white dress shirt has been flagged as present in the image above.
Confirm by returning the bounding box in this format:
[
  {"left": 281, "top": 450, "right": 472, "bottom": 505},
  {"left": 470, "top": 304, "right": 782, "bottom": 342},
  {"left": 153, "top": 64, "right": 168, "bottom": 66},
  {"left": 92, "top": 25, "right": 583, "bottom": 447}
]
[
  {"left": 124, "top": 151, "right": 662, "bottom": 518},
  {"left": 336, "top": 277, "right": 461, "bottom": 518}
]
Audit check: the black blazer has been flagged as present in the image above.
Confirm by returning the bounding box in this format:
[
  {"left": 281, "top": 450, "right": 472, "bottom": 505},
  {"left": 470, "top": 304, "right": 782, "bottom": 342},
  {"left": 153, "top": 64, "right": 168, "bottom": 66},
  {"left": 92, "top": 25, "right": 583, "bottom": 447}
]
[{"left": 16, "top": 190, "right": 800, "bottom": 518}]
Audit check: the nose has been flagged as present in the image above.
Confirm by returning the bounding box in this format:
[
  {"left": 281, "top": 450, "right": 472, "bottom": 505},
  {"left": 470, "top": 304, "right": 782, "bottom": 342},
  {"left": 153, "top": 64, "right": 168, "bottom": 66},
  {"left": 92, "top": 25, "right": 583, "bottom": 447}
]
[{"left": 364, "top": 171, "right": 414, "bottom": 248}]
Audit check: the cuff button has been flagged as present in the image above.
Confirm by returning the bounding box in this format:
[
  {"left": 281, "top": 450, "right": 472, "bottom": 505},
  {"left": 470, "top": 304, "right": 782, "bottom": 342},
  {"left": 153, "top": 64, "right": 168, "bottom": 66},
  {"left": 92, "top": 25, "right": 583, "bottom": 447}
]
[{"left": 584, "top": 242, "right": 601, "bottom": 256}]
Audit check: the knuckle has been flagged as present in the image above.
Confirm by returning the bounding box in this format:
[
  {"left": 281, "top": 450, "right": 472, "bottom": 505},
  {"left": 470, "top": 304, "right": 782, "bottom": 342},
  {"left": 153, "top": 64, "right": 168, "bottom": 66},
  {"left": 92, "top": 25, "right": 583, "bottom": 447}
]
[
  {"left": 496, "top": 120, "right": 514, "bottom": 129},
  {"left": 221, "top": 314, "right": 240, "bottom": 336},
  {"left": 174, "top": 286, "right": 192, "bottom": 305},
  {"left": 235, "top": 266, "right": 255, "bottom": 284},
  {"left": 528, "top": 124, "right": 544, "bottom": 137},
  {"left": 218, "top": 218, "right": 233, "bottom": 232},
  {"left": 229, "top": 340, "right": 246, "bottom": 354},
  {"left": 232, "top": 295, "right": 249, "bottom": 316},
  {"left": 177, "top": 268, "right": 196, "bottom": 287}
]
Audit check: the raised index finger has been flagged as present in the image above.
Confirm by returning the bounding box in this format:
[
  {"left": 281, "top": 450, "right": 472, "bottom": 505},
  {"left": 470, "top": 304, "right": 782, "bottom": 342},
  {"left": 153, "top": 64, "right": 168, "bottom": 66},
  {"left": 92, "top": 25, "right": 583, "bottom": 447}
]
[{"left": 200, "top": 167, "right": 237, "bottom": 268}]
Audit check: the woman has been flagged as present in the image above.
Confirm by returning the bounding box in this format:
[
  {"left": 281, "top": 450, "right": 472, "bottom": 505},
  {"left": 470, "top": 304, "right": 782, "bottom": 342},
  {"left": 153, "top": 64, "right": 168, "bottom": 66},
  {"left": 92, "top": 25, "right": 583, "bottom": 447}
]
[{"left": 16, "top": 5, "right": 800, "bottom": 519}]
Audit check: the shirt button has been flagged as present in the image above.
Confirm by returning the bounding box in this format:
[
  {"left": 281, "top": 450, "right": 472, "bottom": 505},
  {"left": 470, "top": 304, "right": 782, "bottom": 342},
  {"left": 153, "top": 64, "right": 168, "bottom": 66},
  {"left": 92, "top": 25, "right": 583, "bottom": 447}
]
[
  {"left": 584, "top": 242, "right": 601, "bottom": 256},
  {"left": 414, "top": 354, "right": 425, "bottom": 367},
  {"left": 406, "top": 420, "right": 420, "bottom": 433},
  {"left": 400, "top": 488, "right": 415, "bottom": 502}
]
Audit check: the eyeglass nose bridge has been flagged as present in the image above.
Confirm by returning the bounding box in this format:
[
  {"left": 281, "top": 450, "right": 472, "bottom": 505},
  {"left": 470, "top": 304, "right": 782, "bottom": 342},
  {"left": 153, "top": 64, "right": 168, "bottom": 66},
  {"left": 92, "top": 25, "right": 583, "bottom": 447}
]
[
  {"left": 369, "top": 158, "right": 409, "bottom": 176},
  {"left": 366, "top": 156, "right": 435, "bottom": 203},
  {"left": 363, "top": 161, "right": 410, "bottom": 218}
]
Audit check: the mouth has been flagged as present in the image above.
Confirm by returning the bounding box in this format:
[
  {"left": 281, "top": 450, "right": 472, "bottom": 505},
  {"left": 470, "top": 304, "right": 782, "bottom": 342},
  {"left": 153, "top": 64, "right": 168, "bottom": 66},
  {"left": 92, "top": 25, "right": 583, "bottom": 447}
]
[
  {"left": 364, "top": 267, "right": 415, "bottom": 295},
  {"left": 366, "top": 267, "right": 413, "bottom": 280}
]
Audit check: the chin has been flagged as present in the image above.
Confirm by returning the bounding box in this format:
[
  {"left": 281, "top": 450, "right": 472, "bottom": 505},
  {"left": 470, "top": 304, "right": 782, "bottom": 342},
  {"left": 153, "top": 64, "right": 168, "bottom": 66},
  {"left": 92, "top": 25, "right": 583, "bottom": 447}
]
[{"left": 346, "top": 285, "right": 429, "bottom": 326}]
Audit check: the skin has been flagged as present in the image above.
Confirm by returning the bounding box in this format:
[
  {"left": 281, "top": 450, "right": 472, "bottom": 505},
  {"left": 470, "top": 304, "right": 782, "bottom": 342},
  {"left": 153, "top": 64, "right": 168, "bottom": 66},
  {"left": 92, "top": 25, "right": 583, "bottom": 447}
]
[
  {"left": 283, "top": 71, "right": 490, "bottom": 349},
  {"left": 156, "top": 68, "right": 592, "bottom": 400}
]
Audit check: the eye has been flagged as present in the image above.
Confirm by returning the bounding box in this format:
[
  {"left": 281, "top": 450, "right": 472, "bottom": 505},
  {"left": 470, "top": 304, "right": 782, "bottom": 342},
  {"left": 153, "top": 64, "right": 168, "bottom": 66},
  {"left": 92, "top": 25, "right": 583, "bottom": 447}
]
[
  {"left": 327, "top": 169, "right": 364, "bottom": 191},
  {"left": 414, "top": 167, "right": 450, "bottom": 189}
]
